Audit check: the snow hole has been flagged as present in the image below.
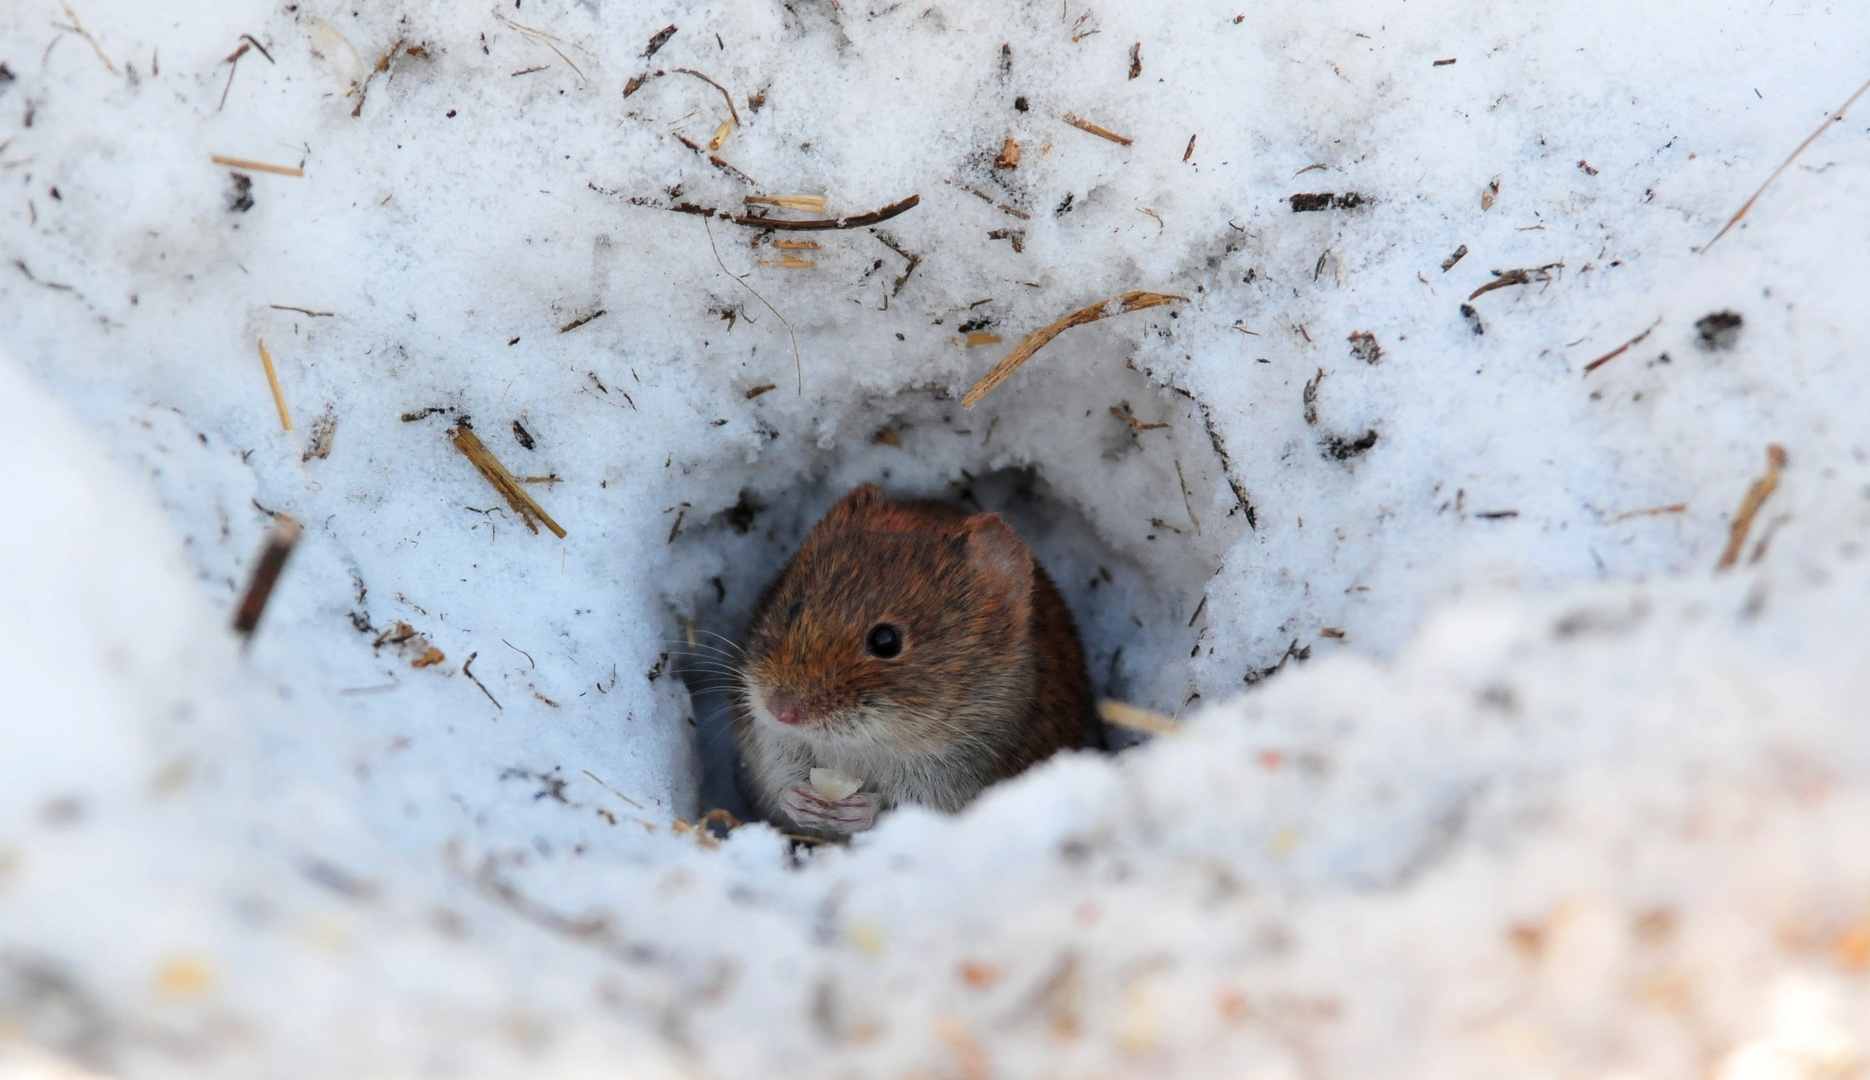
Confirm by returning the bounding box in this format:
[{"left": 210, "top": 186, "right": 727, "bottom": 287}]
[{"left": 659, "top": 338, "right": 1248, "bottom": 819}]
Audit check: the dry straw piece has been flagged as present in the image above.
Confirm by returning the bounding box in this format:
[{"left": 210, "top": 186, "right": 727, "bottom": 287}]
[
  {"left": 1715, "top": 444, "right": 1787, "bottom": 571},
  {"left": 745, "top": 195, "right": 828, "bottom": 212},
  {"left": 212, "top": 155, "right": 303, "bottom": 177},
  {"left": 961, "top": 291, "right": 1186, "bottom": 408},
  {"left": 1098, "top": 699, "right": 1177, "bottom": 736},
  {"left": 449, "top": 421, "right": 566, "bottom": 538},
  {"left": 256, "top": 338, "right": 292, "bottom": 431}
]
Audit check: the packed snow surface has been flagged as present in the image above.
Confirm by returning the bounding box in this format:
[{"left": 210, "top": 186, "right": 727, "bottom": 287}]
[{"left": 3, "top": 0, "right": 1869, "bottom": 1076}]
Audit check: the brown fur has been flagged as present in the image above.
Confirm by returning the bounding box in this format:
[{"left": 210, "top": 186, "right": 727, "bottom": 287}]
[{"left": 734, "top": 485, "right": 1096, "bottom": 835}]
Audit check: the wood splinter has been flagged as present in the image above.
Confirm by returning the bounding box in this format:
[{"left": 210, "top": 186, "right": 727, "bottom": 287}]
[
  {"left": 1715, "top": 444, "right": 1787, "bottom": 572},
  {"left": 962, "top": 291, "right": 1186, "bottom": 408},
  {"left": 1062, "top": 112, "right": 1133, "bottom": 146},
  {"left": 233, "top": 515, "right": 303, "bottom": 637},
  {"left": 450, "top": 420, "right": 566, "bottom": 538}
]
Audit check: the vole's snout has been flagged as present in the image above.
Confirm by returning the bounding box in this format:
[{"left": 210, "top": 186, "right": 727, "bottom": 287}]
[
  {"left": 749, "top": 681, "right": 809, "bottom": 727},
  {"left": 767, "top": 690, "right": 804, "bottom": 726}
]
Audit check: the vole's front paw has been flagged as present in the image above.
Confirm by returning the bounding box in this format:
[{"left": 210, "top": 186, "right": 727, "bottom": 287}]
[{"left": 781, "top": 785, "right": 881, "bottom": 835}]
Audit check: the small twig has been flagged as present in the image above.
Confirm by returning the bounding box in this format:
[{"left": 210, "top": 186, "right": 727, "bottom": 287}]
[
  {"left": 218, "top": 43, "right": 249, "bottom": 111},
  {"left": 728, "top": 194, "right": 921, "bottom": 231},
  {"left": 270, "top": 304, "right": 334, "bottom": 317},
  {"left": 1467, "top": 263, "right": 1561, "bottom": 302},
  {"left": 963, "top": 292, "right": 1186, "bottom": 409},
  {"left": 559, "top": 309, "right": 606, "bottom": 333},
  {"left": 1061, "top": 112, "right": 1132, "bottom": 145},
  {"left": 1716, "top": 445, "right": 1787, "bottom": 571},
  {"left": 215, "top": 35, "right": 274, "bottom": 110},
  {"left": 871, "top": 230, "right": 922, "bottom": 296},
  {"left": 212, "top": 155, "right": 303, "bottom": 177},
  {"left": 232, "top": 515, "right": 303, "bottom": 637},
  {"left": 582, "top": 770, "right": 644, "bottom": 810},
  {"left": 1704, "top": 73, "right": 1870, "bottom": 252},
  {"left": 449, "top": 421, "right": 566, "bottom": 538},
  {"left": 672, "top": 135, "right": 760, "bottom": 184},
  {"left": 493, "top": 12, "right": 586, "bottom": 84},
  {"left": 1582, "top": 318, "right": 1662, "bottom": 375},
  {"left": 1604, "top": 503, "right": 1687, "bottom": 524},
  {"left": 1109, "top": 406, "right": 1167, "bottom": 431},
  {"left": 1176, "top": 458, "right": 1201, "bottom": 536},
  {"left": 56, "top": 1, "right": 117, "bottom": 74},
  {"left": 461, "top": 652, "right": 503, "bottom": 709},
  {"left": 671, "top": 68, "right": 740, "bottom": 124},
  {"left": 257, "top": 338, "right": 292, "bottom": 430},
  {"left": 703, "top": 217, "right": 802, "bottom": 393},
  {"left": 348, "top": 37, "right": 404, "bottom": 117}
]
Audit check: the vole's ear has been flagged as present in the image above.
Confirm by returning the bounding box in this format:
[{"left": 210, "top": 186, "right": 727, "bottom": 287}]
[
  {"left": 963, "top": 513, "right": 1034, "bottom": 619},
  {"left": 825, "top": 483, "right": 882, "bottom": 524}
]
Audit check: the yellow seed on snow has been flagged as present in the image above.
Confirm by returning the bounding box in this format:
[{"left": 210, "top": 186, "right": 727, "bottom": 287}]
[
  {"left": 154, "top": 956, "right": 215, "bottom": 998},
  {"left": 847, "top": 922, "right": 885, "bottom": 955}
]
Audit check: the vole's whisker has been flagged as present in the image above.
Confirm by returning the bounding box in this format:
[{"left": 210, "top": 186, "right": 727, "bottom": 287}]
[{"left": 675, "top": 628, "right": 751, "bottom": 655}]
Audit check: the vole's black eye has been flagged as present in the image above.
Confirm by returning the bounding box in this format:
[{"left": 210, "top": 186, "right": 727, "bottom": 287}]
[
  {"left": 785, "top": 602, "right": 803, "bottom": 627},
  {"left": 865, "top": 623, "right": 904, "bottom": 659}
]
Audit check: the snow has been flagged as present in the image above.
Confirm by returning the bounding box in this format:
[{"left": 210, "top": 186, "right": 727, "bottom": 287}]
[{"left": 3, "top": 0, "right": 1869, "bottom": 1076}]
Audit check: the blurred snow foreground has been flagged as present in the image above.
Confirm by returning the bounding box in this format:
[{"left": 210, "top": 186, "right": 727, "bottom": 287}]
[{"left": 3, "top": 0, "right": 1870, "bottom": 1076}]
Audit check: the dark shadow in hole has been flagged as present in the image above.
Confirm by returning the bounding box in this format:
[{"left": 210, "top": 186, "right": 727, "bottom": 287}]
[{"left": 672, "top": 466, "right": 1164, "bottom": 824}]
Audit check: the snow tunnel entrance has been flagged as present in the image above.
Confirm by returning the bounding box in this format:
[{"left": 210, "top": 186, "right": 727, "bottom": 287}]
[{"left": 653, "top": 336, "right": 1250, "bottom": 824}]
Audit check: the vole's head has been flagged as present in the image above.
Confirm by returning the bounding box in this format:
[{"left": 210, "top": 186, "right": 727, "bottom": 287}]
[{"left": 741, "top": 485, "right": 1037, "bottom": 754}]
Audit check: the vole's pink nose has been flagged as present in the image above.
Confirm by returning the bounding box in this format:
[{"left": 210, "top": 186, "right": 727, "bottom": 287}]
[{"left": 768, "top": 691, "right": 804, "bottom": 726}]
